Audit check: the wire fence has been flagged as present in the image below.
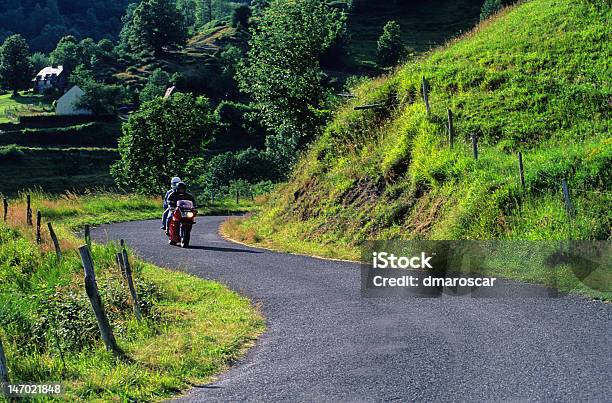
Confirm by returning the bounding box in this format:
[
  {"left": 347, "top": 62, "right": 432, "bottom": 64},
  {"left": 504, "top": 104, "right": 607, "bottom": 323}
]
[{"left": 353, "top": 75, "right": 610, "bottom": 234}]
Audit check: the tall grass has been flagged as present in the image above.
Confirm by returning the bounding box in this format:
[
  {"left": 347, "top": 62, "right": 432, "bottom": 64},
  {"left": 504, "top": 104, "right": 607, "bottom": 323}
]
[{"left": 0, "top": 191, "right": 264, "bottom": 401}]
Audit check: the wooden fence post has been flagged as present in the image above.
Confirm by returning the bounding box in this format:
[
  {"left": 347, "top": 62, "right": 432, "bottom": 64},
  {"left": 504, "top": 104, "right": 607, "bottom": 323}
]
[
  {"left": 26, "top": 194, "right": 32, "bottom": 226},
  {"left": 36, "top": 211, "right": 42, "bottom": 243},
  {"left": 47, "top": 222, "right": 61, "bottom": 260},
  {"left": 2, "top": 198, "right": 7, "bottom": 222},
  {"left": 116, "top": 252, "right": 125, "bottom": 277},
  {"left": 562, "top": 178, "right": 574, "bottom": 218},
  {"left": 518, "top": 152, "right": 525, "bottom": 190},
  {"left": 78, "top": 246, "right": 121, "bottom": 356},
  {"left": 84, "top": 225, "right": 91, "bottom": 249},
  {"left": 0, "top": 335, "right": 9, "bottom": 385},
  {"left": 447, "top": 109, "right": 454, "bottom": 148},
  {"left": 471, "top": 134, "right": 479, "bottom": 160},
  {"left": 422, "top": 76, "right": 431, "bottom": 115},
  {"left": 121, "top": 247, "right": 142, "bottom": 321},
  {"left": 236, "top": 189, "right": 239, "bottom": 205}
]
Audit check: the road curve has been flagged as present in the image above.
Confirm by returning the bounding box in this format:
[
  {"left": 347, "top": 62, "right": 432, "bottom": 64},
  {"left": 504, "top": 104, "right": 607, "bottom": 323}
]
[{"left": 92, "top": 217, "right": 611, "bottom": 402}]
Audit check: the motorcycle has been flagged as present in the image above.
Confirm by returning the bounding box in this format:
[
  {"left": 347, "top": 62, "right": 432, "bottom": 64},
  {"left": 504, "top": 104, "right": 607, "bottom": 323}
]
[{"left": 168, "top": 200, "right": 197, "bottom": 248}]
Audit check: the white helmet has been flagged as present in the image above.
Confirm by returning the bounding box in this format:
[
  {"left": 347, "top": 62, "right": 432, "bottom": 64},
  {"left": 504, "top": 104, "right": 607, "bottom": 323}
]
[{"left": 171, "top": 176, "right": 182, "bottom": 190}]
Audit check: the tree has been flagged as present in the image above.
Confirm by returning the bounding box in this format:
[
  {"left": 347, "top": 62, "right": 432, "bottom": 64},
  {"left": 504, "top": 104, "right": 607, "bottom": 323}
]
[
  {"left": 77, "top": 82, "right": 128, "bottom": 115},
  {"left": 237, "top": 0, "right": 347, "bottom": 147},
  {"left": 251, "top": 0, "right": 270, "bottom": 16},
  {"left": 30, "top": 52, "right": 50, "bottom": 74},
  {"left": 70, "top": 65, "right": 128, "bottom": 115},
  {"left": 50, "top": 36, "right": 81, "bottom": 73},
  {"left": 0, "top": 34, "right": 34, "bottom": 95},
  {"left": 111, "top": 93, "right": 217, "bottom": 194},
  {"left": 139, "top": 68, "right": 179, "bottom": 103},
  {"left": 480, "top": 0, "right": 517, "bottom": 20},
  {"left": 480, "top": 0, "right": 502, "bottom": 20},
  {"left": 128, "top": 0, "right": 187, "bottom": 55},
  {"left": 204, "top": 148, "right": 275, "bottom": 192},
  {"left": 376, "top": 21, "right": 405, "bottom": 68},
  {"left": 231, "top": 5, "right": 251, "bottom": 29}
]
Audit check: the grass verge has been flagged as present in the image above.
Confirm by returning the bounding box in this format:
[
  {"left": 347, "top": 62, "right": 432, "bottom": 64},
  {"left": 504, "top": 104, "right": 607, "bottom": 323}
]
[{"left": 0, "top": 192, "right": 264, "bottom": 401}]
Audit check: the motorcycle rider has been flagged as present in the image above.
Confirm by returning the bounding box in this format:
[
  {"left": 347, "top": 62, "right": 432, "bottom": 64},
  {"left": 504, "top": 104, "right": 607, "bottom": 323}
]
[
  {"left": 161, "top": 176, "right": 182, "bottom": 230},
  {"left": 166, "top": 182, "right": 197, "bottom": 233}
]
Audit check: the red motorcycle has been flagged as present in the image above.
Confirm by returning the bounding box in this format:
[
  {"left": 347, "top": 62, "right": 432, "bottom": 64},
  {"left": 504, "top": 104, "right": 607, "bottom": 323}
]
[{"left": 168, "top": 200, "right": 197, "bottom": 248}]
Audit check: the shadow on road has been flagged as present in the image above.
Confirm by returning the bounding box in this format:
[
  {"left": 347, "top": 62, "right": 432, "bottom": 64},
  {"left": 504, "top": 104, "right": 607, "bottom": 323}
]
[{"left": 186, "top": 245, "right": 263, "bottom": 254}]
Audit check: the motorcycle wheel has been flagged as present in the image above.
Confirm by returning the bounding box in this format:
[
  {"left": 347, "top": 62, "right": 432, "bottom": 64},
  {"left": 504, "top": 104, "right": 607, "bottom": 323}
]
[{"left": 181, "top": 228, "right": 191, "bottom": 248}]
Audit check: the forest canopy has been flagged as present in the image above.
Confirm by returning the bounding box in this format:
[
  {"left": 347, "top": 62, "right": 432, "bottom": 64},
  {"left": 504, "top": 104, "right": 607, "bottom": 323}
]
[{"left": 0, "top": 0, "right": 134, "bottom": 52}]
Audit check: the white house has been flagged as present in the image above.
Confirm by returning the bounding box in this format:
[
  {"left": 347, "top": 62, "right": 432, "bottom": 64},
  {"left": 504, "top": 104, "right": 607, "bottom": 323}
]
[
  {"left": 55, "top": 86, "right": 93, "bottom": 116},
  {"left": 33, "top": 65, "right": 66, "bottom": 93}
]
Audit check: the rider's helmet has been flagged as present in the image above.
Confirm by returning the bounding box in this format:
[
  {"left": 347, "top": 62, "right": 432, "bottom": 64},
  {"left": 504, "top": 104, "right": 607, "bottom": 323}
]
[
  {"left": 176, "top": 182, "right": 187, "bottom": 193},
  {"left": 171, "top": 177, "right": 182, "bottom": 190}
]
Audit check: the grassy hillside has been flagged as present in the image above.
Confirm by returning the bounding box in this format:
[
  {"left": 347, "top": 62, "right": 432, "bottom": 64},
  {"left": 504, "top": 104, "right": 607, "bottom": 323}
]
[
  {"left": 0, "top": 193, "right": 263, "bottom": 400},
  {"left": 225, "top": 0, "right": 611, "bottom": 296}
]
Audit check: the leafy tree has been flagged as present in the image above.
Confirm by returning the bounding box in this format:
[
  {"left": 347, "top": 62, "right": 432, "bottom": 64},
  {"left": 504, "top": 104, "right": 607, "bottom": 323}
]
[
  {"left": 231, "top": 5, "right": 251, "bottom": 29},
  {"left": 376, "top": 21, "right": 405, "bottom": 68},
  {"left": 218, "top": 45, "right": 243, "bottom": 97},
  {"left": 203, "top": 148, "right": 275, "bottom": 192},
  {"left": 70, "top": 65, "right": 128, "bottom": 115},
  {"left": 139, "top": 68, "right": 179, "bottom": 103},
  {"left": 480, "top": 0, "right": 517, "bottom": 20},
  {"left": 111, "top": 93, "right": 217, "bottom": 194},
  {"left": 0, "top": 34, "right": 34, "bottom": 95},
  {"left": 251, "top": 0, "right": 270, "bottom": 16},
  {"left": 480, "top": 0, "right": 502, "bottom": 20},
  {"left": 77, "top": 82, "right": 128, "bottom": 115},
  {"left": 128, "top": 0, "right": 187, "bottom": 55},
  {"left": 117, "top": 3, "right": 139, "bottom": 56},
  {"left": 69, "top": 64, "right": 95, "bottom": 87},
  {"left": 49, "top": 36, "right": 81, "bottom": 73},
  {"left": 30, "top": 52, "right": 50, "bottom": 74},
  {"left": 177, "top": 0, "right": 198, "bottom": 31},
  {"left": 237, "top": 0, "right": 347, "bottom": 147}
]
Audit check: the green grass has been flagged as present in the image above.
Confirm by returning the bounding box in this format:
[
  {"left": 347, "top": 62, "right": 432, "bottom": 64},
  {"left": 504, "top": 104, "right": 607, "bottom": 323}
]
[
  {"left": 225, "top": 0, "right": 611, "bottom": 299},
  {"left": 0, "top": 192, "right": 264, "bottom": 401},
  {"left": 0, "top": 92, "right": 51, "bottom": 123}
]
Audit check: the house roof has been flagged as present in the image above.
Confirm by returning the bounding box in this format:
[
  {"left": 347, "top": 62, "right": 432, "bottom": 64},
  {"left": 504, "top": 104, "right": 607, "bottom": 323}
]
[{"left": 35, "top": 65, "right": 63, "bottom": 79}]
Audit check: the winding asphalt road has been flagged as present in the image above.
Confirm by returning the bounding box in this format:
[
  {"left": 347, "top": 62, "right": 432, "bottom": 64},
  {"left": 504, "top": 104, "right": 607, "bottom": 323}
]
[{"left": 93, "top": 217, "right": 611, "bottom": 402}]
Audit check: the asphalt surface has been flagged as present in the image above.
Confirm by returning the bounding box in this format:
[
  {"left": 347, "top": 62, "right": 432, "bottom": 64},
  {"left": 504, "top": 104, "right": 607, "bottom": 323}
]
[{"left": 92, "top": 217, "right": 611, "bottom": 402}]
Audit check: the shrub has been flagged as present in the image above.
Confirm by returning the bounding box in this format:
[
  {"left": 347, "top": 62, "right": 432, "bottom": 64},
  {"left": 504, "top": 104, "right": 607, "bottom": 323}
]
[
  {"left": 376, "top": 21, "right": 405, "bottom": 68},
  {"left": 201, "top": 148, "right": 279, "bottom": 192},
  {"left": 0, "top": 144, "right": 24, "bottom": 162}
]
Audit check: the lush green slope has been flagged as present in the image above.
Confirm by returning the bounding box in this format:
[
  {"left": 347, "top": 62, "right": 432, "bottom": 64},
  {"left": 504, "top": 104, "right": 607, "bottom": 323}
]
[{"left": 229, "top": 1, "right": 610, "bottom": 261}]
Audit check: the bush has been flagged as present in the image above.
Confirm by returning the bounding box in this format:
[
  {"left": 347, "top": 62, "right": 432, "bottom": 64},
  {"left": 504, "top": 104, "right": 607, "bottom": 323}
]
[
  {"left": 480, "top": 0, "right": 517, "bottom": 21},
  {"left": 0, "top": 122, "right": 121, "bottom": 147},
  {"left": 0, "top": 144, "right": 24, "bottom": 162},
  {"left": 201, "top": 148, "right": 279, "bottom": 192},
  {"left": 377, "top": 20, "right": 406, "bottom": 67},
  {"left": 480, "top": 0, "right": 502, "bottom": 20}
]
